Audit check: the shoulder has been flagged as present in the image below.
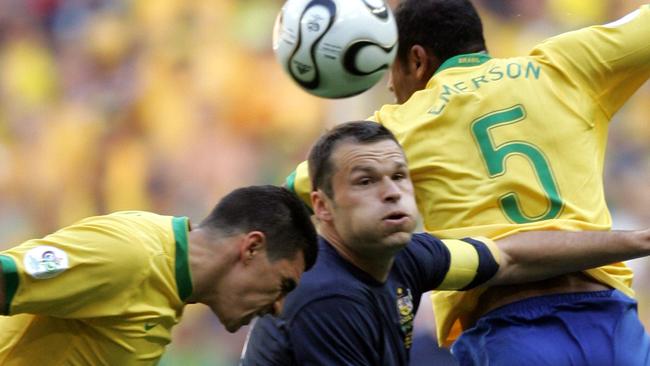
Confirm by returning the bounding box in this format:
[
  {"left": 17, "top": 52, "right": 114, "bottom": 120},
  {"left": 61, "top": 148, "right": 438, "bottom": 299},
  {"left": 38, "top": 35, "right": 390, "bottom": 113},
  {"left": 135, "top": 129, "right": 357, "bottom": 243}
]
[
  {"left": 40, "top": 212, "right": 174, "bottom": 279},
  {"left": 286, "top": 295, "right": 381, "bottom": 342},
  {"left": 71, "top": 211, "right": 172, "bottom": 240},
  {"left": 409, "top": 232, "right": 444, "bottom": 246},
  {"left": 103, "top": 211, "right": 175, "bottom": 232},
  {"left": 283, "top": 266, "right": 369, "bottom": 320},
  {"left": 242, "top": 316, "right": 294, "bottom": 366},
  {"left": 14, "top": 214, "right": 159, "bottom": 265},
  {"left": 396, "top": 233, "right": 448, "bottom": 264},
  {"left": 390, "top": 233, "right": 451, "bottom": 290},
  {"left": 281, "top": 246, "right": 378, "bottom": 320}
]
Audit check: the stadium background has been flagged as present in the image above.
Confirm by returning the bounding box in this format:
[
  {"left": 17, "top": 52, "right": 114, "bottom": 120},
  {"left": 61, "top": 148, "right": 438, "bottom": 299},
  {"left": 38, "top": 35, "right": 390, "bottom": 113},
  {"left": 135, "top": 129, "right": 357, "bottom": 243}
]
[{"left": 0, "top": 0, "right": 647, "bottom": 364}]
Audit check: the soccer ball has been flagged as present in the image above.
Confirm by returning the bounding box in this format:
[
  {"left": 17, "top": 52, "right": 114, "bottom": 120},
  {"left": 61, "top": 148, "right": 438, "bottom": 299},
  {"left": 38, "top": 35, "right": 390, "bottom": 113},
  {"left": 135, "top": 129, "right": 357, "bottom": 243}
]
[{"left": 273, "top": 0, "right": 398, "bottom": 99}]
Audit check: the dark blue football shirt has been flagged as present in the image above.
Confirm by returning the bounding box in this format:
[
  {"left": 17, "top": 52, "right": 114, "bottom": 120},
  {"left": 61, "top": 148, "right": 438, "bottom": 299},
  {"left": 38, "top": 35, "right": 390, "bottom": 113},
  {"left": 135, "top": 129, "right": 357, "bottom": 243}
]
[{"left": 241, "top": 233, "right": 497, "bottom": 365}]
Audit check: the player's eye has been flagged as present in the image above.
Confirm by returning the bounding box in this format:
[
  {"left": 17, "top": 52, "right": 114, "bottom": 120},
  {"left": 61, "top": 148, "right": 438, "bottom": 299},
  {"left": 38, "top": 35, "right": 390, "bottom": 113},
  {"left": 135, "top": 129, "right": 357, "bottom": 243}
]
[
  {"left": 354, "top": 177, "right": 373, "bottom": 186},
  {"left": 392, "top": 168, "right": 409, "bottom": 181},
  {"left": 281, "top": 278, "right": 297, "bottom": 294}
]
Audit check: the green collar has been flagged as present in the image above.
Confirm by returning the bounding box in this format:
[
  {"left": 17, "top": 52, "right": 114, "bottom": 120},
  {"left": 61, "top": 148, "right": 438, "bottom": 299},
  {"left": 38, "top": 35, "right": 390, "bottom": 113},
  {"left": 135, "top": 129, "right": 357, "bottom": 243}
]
[
  {"left": 435, "top": 52, "right": 492, "bottom": 75},
  {"left": 172, "top": 216, "right": 193, "bottom": 302}
]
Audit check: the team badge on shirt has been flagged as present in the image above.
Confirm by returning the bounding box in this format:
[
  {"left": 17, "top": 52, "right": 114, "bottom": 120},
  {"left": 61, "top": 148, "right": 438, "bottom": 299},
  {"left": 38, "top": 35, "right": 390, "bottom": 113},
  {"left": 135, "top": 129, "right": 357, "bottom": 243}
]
[
  {"left": 23, "top": 246, "right": 69, "bottom": 279},
  {"left": 396, "top": 287, "right": 415, "bottom": 349}
]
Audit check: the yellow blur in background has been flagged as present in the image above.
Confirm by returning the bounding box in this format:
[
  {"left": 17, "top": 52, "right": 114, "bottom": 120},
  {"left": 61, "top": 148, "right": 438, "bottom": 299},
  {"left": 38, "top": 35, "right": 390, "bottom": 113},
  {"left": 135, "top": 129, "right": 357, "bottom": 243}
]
[{"left": 0, "top": 0, "right": 648, "bottom": 364}]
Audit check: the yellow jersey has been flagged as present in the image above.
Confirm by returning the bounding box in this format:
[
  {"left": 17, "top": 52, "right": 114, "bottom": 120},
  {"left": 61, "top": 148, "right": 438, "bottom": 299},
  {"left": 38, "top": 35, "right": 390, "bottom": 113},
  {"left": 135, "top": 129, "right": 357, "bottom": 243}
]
[
  {"left": 0, "top": 211, "right": 193, "bottom": 365},
  {"left": 288, "top": 5, "right": 650, "bottom": 346}
]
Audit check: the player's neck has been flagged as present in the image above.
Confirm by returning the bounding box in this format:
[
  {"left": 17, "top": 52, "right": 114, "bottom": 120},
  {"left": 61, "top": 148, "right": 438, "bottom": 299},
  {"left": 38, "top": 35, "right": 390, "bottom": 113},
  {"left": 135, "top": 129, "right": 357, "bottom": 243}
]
[
  {"left": 185, "top": 228, "right": 230, "bottom": 304},
  {"left": 320, "top": 226, "right": 394, "bottom": 283}
]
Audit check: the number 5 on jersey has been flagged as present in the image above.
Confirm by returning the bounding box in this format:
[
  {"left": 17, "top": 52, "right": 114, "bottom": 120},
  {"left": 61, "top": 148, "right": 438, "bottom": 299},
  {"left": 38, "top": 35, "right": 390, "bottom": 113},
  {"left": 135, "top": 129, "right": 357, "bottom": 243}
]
[{"left": 471, "top": 105, "right": 563, "bottom": 224}]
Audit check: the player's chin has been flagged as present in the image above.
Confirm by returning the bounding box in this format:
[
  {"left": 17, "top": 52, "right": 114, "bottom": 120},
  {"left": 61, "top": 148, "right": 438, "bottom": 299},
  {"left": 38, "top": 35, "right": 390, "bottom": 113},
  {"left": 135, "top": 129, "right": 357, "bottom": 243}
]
[
  {"left": 224, "top": 318, "right": 248, "bottom": 333},
  {"left": 380, "top": 218, "right": 415, "bottom": 240},
  {"left": 224, "top": 322, "right": 241, "bottom": 333},
  {"left": 382, "top": 231, "right": 412, "bottom": 249}
]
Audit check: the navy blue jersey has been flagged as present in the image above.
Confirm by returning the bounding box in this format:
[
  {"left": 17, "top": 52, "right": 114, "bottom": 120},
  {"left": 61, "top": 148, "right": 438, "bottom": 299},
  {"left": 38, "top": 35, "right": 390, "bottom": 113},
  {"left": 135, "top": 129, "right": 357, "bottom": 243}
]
[{"left": 241, "top": 233, "right": 498, "bottom": 365}]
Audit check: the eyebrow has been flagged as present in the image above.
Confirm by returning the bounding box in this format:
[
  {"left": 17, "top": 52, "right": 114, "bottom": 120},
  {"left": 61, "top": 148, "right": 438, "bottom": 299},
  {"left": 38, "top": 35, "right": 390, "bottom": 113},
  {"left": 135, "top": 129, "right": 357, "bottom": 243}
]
[
  {"left": 281, "top": 278, "right": 297, "bottom": 294},
  {"left": 350, "top": 161, "right": 407, "bottom": 174},
  {"left": 350, "top": 165, "right": 375, "bottom": 174}
]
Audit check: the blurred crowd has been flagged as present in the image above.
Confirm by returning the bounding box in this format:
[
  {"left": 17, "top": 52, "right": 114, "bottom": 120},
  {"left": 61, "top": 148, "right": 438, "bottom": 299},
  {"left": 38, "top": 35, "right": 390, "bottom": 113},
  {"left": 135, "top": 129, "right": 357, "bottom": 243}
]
[{"left": 0, "top": 0, "right": 647, "bottom": 364}]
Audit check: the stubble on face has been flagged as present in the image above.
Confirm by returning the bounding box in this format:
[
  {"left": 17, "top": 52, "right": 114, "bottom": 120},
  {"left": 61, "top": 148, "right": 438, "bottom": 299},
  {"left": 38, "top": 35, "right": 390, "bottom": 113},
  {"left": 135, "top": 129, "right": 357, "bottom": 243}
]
[
  {"left": 326, "top": 139, "right": 418, "bottom": 256},
  {"left": 210, "top": 251, "right": 304, "bottom": 333}
]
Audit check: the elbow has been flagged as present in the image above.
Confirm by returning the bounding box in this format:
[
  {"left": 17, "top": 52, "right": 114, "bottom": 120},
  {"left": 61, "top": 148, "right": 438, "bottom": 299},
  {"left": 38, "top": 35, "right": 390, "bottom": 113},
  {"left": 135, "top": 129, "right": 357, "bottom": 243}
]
[{"left": 487, "top": 251, "right": 517, "bottom": 286}]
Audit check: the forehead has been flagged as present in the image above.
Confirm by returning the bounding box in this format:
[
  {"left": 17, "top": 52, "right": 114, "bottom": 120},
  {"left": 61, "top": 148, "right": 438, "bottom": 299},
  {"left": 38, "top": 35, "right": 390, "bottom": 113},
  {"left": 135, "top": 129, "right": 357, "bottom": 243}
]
[{"left": 331, "top": 138, "right": 406, "bottom": 172}]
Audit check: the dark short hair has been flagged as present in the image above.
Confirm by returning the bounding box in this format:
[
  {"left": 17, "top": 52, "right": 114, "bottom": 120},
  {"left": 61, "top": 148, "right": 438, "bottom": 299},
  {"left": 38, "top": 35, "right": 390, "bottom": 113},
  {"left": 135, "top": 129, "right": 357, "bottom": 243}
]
[
  {"left": 200, "top": 185, "right": 318, "bottom": 270},
  {"left": 395, "top": 0, "right": 486, "bottom": 65},
  {"left": 308, "top": 121, "right": 400, "bottom": 197}
]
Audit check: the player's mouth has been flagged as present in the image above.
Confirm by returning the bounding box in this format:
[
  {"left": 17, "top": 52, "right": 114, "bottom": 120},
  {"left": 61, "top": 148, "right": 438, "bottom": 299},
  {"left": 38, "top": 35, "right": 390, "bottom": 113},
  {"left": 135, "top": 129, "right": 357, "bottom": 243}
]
[
  {"left": 382, "top": 211, "right": 411, "bottom": 226},
  {"left": 241, "top": 308, "right": 270, "bottom": 327}
]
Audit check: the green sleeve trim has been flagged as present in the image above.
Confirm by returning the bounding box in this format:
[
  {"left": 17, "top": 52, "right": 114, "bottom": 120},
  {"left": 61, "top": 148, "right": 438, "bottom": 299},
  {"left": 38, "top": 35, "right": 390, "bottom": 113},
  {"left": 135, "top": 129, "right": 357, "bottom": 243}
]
[
  {"left": 172, "top": 217, "right": 193, "bottom": 302},
  {"left": 0, "top": 255, "right": 18, "bottom": 315},
  {"left": 285, "top": 170, "right": 297, "bottom": 193}
]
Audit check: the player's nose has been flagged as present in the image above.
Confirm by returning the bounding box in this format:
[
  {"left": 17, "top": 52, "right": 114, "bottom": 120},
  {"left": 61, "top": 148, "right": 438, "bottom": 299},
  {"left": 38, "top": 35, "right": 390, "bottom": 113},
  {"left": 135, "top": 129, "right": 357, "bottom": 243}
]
[{"left": 382, "top": 177, "right": 401, "bottom": 202}]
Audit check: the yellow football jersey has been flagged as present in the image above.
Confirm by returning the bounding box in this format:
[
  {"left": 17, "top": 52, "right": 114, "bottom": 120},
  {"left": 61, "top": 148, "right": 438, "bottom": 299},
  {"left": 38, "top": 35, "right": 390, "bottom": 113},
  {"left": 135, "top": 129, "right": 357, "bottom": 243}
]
[
  {"left": 288, "top": 5, "right": 650, "bottom": 346},
  {"left": 0, "top": 211, "right": 193, "bottom": 365}
]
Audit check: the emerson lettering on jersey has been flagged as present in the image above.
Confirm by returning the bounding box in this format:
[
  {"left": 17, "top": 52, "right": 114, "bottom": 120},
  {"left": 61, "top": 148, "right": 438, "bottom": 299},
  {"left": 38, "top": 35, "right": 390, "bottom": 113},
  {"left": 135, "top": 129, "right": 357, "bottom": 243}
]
[{"left": 429, "top": 60, "right": 542, "bottom": 115}]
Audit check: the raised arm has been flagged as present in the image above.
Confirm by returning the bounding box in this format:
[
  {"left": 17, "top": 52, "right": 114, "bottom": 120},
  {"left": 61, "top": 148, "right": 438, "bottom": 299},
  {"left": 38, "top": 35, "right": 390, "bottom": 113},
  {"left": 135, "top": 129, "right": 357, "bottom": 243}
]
[
  {"left": 533, "top": 5, "right": 650, "bottom": 117},
  {"left": 488, "top": 229, "right": 650, "bottom": 286}
]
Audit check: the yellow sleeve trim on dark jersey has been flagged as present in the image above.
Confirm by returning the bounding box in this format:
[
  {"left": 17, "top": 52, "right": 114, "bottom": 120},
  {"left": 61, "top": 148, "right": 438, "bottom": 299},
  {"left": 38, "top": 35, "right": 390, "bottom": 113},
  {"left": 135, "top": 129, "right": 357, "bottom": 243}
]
[
  {"left": 0, "top": 255, "right": 18, "bottom": 314},
  {"left": 438, "top": 238, "right": 500, "bottom": 291}
]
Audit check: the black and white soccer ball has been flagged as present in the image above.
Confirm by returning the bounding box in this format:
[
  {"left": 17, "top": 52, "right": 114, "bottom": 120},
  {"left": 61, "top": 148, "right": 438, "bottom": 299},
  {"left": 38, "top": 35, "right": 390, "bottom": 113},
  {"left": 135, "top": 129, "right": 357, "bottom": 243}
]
[{"left": 273, "top": 0, "right": 398, "bottom": 99}]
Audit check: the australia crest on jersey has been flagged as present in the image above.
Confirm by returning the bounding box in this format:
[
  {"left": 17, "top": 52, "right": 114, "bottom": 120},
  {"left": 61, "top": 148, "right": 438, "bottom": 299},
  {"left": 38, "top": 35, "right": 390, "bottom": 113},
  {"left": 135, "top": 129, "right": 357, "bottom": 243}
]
[{"left": 396, "top": 287, "right": 415, "bottom": 349}]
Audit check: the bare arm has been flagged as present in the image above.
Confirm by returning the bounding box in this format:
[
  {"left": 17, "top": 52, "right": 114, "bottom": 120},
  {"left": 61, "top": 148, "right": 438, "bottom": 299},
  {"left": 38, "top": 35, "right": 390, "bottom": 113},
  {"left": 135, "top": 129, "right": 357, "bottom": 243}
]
[{"left": 488, "top": 229, "right": 650, "bottom": 286}]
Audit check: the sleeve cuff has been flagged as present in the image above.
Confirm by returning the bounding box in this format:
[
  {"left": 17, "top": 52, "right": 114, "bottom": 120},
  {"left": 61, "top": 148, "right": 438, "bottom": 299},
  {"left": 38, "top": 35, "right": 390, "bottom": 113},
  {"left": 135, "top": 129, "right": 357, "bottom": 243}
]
[{"left": 0, "top": 254, "right": 19, "bottom": 314}]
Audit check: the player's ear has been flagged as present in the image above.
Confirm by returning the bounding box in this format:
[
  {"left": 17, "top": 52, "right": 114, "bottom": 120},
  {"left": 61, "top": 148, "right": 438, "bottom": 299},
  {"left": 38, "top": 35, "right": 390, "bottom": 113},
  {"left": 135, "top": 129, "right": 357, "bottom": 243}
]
[
  {"left": 311, "top": 190, "right": 333, "bottom": 222},
  {"left": 410, "top": 45, "right": 438, "bottom": 82},
  {"left": 240, "top": 231, "right": 266, "bottom": 265}
]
